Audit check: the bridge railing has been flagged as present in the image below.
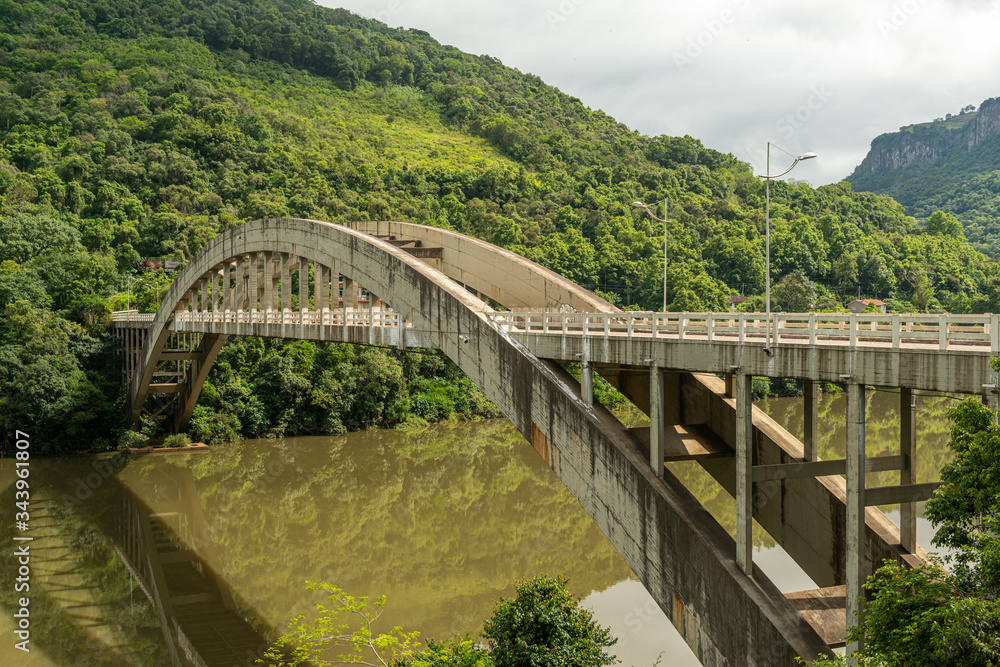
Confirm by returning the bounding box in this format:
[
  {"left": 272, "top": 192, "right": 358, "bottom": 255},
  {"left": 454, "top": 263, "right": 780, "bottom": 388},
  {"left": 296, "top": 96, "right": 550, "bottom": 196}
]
[
  {"left": 491, "top": 311, "right": 999, "bottom": 351},
  {"left": 111, "top": 311, "right": 155, "bottom": 323},
  {"left": 117, "top": 308, "right": 404, "bottom": 328}
]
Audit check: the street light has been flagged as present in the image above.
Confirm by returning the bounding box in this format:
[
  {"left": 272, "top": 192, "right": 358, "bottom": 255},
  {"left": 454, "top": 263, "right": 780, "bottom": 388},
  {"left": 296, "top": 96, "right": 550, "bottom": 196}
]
[
  {"left": 759, "top": 142, "right": 817, "bottom": 352},
  {"left": 633, "top": 200, "right": 672, "bottom": 311}
]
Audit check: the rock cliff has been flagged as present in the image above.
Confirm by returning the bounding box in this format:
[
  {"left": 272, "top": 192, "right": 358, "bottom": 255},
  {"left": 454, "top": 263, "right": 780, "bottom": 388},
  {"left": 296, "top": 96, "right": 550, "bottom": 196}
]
[{"left": 848, "top": 97, "right": 1000, "bottom": 182}]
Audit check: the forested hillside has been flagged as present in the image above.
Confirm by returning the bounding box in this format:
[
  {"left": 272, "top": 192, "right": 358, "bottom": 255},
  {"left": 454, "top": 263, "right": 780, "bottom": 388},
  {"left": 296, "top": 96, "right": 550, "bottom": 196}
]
[
  {"left": 847, "top": 97, "right": 1000, "bottom": 257},
  {"left": 1, "top": 0, "right": 998, "bottom": 453}
]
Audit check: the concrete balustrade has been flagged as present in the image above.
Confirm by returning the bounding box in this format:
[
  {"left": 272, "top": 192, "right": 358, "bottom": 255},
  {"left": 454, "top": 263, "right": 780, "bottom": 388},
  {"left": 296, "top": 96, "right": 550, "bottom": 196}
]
[{"left": 492, "top": 310, "right": 999, "bottom": 352}]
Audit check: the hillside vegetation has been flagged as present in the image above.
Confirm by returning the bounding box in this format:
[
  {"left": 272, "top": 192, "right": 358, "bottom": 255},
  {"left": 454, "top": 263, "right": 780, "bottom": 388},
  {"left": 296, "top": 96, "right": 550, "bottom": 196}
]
[
  {"left": 848, "top": 97, "right": 1000, "bottom": 257},
  {"left": 1, "top": 0, "right": 998, "bottom": 452}
]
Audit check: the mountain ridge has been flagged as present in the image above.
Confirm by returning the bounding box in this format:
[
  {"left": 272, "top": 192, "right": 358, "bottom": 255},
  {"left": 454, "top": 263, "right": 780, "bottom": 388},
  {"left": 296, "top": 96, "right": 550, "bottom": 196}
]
[
  {"left": 849, "top": 98, "right": 1000, "bottom": 178},
  {"left": 846, "top": 95, "right": 1000, "bottom": 255}
]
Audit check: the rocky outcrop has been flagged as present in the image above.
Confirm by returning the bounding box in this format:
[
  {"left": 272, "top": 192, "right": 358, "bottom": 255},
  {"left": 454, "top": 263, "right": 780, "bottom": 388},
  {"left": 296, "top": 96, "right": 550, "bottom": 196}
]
[
  {"left": 848, "top": 96, "right": 1000, "bottom": 180},
  {"left": 966, "top": 97, "right": 1000, "bottom": 148}
]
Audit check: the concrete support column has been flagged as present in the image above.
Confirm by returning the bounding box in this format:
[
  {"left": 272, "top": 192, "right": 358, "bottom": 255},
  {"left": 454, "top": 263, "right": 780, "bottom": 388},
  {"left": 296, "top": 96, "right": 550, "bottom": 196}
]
[
  {"left": 900, "top": 387, "right": 917, "bottom": 553},
  {"left": 367, "top": 292, "right": 375, "bottom": 343},
  {"left": 804, "top": 379, "right": 819, "bottom": 461},
  {"left": 222, "top": 261, "right": 231, "bottom": 315},
  {"left": 248, "top": 253, "right": 260, "bottom": 321},
  {"left": 344, "top": 276, "right": 357, "bottom": 314},
  {"left": 197, "top": 277, "right": 206, "bottom": 314},
  {"left": 280, "top": 253, "right": 291, "bottom": 320},
  {"left": 298, "top": 257, "right": 309, "bottom": 321},
  {"left": 262, "top": 251, "right": 274, "bottom": 319},
  {"left": 341, "top": 274, "right": 350, "bottom": 340},
  {"left": 984, "top": 386, "right": 1000, "bottom": 422},
  {"left": 236, "top": 258, "right": 248, "bottom": 313},
  {"left": 735, "top": 372, "right": 753, "bottom": 576},
  {"left": 649, "top": 365, "right": 665, "bottom": 477},
  {"left": 212, "top": 269, "right": 221, "bottom": 317},
  {"left": 317, "top": 264, "right": 329, "bottom": 313},
  {"left": 580, "top": 358, "right": 593, "bottom": 408},
  {"left": 846, "top": 382, "right": 867, "bottom": 658}
]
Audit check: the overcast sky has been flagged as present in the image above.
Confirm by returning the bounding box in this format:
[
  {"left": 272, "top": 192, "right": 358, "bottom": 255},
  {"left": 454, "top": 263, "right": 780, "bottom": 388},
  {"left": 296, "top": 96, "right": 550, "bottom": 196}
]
[{"left": 318, "top": 0, "right": 1000, "bottom": 186}]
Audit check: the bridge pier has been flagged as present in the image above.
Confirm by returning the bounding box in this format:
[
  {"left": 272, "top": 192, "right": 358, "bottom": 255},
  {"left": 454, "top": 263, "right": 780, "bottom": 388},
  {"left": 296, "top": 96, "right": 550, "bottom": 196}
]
[
  {"left": 735, "top": 372, "right": 753, "bottom": 576},
  {"left": 804, "top": 380, "right": 819, "bottom": 462},
  {"left": 580, "top": 355, "right": 594, "bottom": 408},
  {"left": 649, "top": 363, "right": 664, "bottom": 477},
  {"left": 845, "top": 382, "right": 866, "bottom": 657},
  {"left": 900, "top": 387, "right": 917, "bottom": 554}
]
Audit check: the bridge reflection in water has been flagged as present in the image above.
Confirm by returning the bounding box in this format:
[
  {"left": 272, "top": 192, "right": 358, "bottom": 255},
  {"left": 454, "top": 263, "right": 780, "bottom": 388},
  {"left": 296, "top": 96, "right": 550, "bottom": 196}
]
[
  {"left": 110, "top": 218, "right": 993, "bottom": 665},
  {"left": 115, "top": 465, "right": 272, "bottom": 666}
]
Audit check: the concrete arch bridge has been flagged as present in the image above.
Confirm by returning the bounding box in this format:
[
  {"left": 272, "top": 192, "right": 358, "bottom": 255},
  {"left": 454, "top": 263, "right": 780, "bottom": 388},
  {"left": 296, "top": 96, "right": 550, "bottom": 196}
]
[{"left": 111, "top": 219, "right": 997, "bottom": 666}]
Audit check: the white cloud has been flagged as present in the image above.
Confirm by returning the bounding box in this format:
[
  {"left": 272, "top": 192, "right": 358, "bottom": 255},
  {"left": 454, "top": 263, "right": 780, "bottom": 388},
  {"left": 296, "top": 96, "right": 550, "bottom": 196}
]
[{"left": 318, "top": 0, "right": 1000, "bottom": 186}]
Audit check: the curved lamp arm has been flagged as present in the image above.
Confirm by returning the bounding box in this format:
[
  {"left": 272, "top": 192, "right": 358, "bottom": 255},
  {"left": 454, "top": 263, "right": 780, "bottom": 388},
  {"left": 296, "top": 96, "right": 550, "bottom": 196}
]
[
  {"left": 632, "top": 201, "right": 672, "bottom": 223},
  {"left": 760, "top": 151, "right": 817, "bottom": 179}
]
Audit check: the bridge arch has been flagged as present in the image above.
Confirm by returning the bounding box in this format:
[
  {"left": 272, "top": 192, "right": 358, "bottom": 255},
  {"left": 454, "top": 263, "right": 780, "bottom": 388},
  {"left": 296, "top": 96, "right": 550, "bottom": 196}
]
[
  {"left": 129, "top": 218, "right": 483, "bottom": 427},
  {"left": 126, "top": 217, "right": 833, "bottom": 666}
]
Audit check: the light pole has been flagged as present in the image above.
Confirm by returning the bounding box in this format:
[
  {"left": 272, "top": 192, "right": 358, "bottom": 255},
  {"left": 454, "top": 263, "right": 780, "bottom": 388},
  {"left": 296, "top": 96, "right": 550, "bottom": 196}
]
[
  {"left": 760, "top": 143, "right": 817, "bottom": 351},
  {"left": 123, "top": 273, "right": 136, "bottom": 312},
  {"left": 633, "top": 199, "right": 672, "bottom": 311}
]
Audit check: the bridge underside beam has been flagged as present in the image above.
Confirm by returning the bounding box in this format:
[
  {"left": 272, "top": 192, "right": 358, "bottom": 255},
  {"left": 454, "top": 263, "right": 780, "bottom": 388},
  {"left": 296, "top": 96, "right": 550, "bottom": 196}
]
[
  {"left": 171, "top": 333, "right": 228, "bottom": 433},
  {"left": 593, "top": 366, "right": 926, "bottom": 590}
]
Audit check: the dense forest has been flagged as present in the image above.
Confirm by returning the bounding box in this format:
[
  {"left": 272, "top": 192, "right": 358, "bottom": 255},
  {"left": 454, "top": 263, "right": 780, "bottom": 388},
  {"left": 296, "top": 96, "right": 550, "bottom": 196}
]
[{"left": 2, "top": 0, "right": 999, "bottom": 453}]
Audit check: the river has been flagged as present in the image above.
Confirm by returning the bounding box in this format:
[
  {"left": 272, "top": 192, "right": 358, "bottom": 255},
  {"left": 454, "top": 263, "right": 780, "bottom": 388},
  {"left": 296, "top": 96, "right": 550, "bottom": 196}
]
[{"left": 0, "top": 388, "right": 960, "bottom": 666}]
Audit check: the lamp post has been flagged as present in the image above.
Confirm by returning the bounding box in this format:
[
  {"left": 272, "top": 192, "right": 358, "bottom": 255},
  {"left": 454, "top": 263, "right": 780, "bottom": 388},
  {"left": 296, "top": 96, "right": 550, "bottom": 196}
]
[
  {"left": 760, "top": 143, "right": 817, "bottom": 351},
  {"left": 633, "top": 200, "right": 672, "bottom": 311}
]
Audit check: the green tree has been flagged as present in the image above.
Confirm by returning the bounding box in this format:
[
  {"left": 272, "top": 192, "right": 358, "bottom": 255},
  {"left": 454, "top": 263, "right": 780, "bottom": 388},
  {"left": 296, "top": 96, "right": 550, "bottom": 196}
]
[
  {"left": 772, "top": 269, "right": 818, "bottom": 312},
  {"left": 925, "top": 210, "right": 967, "bottom": 240},
  {"left": 482, "top": 575, "right": 617, "bottom": 667},
  {"left": 261, "top": 576, "right": 616, "bottom": 667},
  {"left": 810, "top": 390, "right": 1000, "bottom": 666},
  {"left": 0, "top": 213, "right": 81, "bottom": 263},
  {"left": 924, "top": 394, "right": 1000, "bottom": 594},
  {"left": 258, "top": 581, "right": 421, "bottom": 666}
]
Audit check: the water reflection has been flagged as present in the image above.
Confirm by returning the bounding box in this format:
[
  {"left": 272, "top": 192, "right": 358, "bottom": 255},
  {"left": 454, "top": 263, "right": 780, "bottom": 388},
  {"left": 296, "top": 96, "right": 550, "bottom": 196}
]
[
  {"left": 0, "top": 421, "right": 696, "bottom": 666},
  {"left": 0, "top": 459, "right": 173, "bottom": 666},
  {"left": 0, "top": 390, "right": 958, "bottom": 667}
]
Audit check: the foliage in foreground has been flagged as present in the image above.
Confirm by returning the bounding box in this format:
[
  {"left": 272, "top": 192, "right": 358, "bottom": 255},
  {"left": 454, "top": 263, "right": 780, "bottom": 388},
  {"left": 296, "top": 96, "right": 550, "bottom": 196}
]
[
  {"left": 259, "top": 575, "right": 617, "bottom": 667},
  {"left": 805, "top": 394, "right": 1000, "bottom": 666}
]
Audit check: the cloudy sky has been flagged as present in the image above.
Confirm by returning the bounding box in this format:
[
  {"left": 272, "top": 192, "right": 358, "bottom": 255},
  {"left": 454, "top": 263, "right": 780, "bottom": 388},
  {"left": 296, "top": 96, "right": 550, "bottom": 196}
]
[{"left": 318, "top": 0, "right": 1000, "bottom": 186}]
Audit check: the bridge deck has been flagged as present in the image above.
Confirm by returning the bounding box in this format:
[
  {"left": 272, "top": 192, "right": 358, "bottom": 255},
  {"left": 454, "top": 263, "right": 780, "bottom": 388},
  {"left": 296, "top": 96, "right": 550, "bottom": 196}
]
[
  {"left": 114, "top": 307, "right": 998, "bottom": 395},
  {"left": 492, "top": 311, "right": 995, "bottom": 396}
]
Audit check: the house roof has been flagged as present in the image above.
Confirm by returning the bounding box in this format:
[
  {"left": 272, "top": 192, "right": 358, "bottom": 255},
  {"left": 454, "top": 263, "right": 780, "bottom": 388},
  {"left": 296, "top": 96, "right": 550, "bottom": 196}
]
[{"left": 849, "top": 298, "right": 887, "bottom": 306}]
